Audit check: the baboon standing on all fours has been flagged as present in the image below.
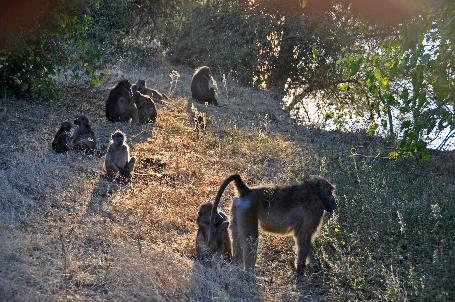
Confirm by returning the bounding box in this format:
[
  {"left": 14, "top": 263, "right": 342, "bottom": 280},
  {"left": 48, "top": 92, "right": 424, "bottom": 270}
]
[
  {"left": 132, "top": 91, "right": 157, "bottom": 124},
  {"left": 191, "top": 66, "right": 218, "bottom": 105},
  {"left": 105, "top": 80, "right": 139, "bottom": 123},
  {"left": 70, "top": 116, "right": 96, "bottom": 152},
  {"left": 52, "top": 121, "right": 72, "bottom": 153},
  {"left": 104, "top": 130, "right": 136, "bottom": 178},
  {"left": 196, "top": 202, "right": 232, "bottom": 263},
  {"left": 209, "top": 174, "right": 337, "bottom": 275}
]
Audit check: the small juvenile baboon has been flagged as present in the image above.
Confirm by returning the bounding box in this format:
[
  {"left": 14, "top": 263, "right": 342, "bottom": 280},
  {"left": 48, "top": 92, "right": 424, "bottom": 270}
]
[
  {"left": 52, "top": 121, "right": 72, "bottom": 153},
  {"left": 132, "top": 80, "right": 171, "bottom": 105},
  {"left": 209, "top": 174, "right": 337, "bottom": 275},
  {"left": 191, "top": 66, "right": 218, "bottom": 106},
  {"left": 132, "top": 91, "right": 157, "bottom": 124},
  {"left": 196, "top": 202, "right": 232, "bottom": 262},
  {"left": 105, "top": 130, "right": 136, "bottom": 178},
  {"left": 70, "top": 115, "right": 96, "bottom": 152},
  {"left": 105, "top": 80, "right": 139, "bottom": 122}
]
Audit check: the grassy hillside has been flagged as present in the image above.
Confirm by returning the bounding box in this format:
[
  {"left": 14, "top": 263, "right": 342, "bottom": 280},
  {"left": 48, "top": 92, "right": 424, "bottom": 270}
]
[{"left": 0, "top": 64, "right": 453, "bottom": 301}]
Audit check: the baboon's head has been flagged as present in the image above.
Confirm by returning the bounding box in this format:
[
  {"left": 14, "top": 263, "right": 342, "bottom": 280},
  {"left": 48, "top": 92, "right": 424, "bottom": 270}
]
[
  {"left": 198, "top": 202, "right": 229, "bottom": 244},
  {"left": 74, "top": 115, "right": 90, "bottom": 127},
  {"left": 195, "top": 66, "right": 210, "bottom": 77},
  {"left": 60, "top": 121, "right": 72, "bottom": 132},
  {"left": 112, "top": 130, "right": 125, "bottom": 146},
  {"left": 311, "top": 177, "right": 337, "bottom": 212},
  {"left": 117, "top": 79, "right": 132, "bottom": 90},
  {"left": 198, "top": 203, "right": 226, "bottom": 226}
]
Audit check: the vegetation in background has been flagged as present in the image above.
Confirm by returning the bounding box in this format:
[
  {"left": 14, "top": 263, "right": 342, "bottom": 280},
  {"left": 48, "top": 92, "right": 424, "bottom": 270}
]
[
  {"left": 0, "top": 1, "right": 103, "bottom": 99},
  {"left": 336, "top": 2, "right": 454, "bottom": 156},
  {"left": 2, "top": 0, "right": 453, "bottom": 154}
]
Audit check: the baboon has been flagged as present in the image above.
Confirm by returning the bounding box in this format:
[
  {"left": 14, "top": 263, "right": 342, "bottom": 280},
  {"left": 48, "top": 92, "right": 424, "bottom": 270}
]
[
  {"left": 132, "top": 80, "right": 171, "bottom": 105},
  {"left": 132, "top": 91, "right": 157, "bottom": 124},
  {"left": 191, "top": 66, "right": 218, "bottom": 105},
  {"left": 105, "top": 80, "right": 139, "bottom": 122},
  {"left": 104, "top": 130, "right": 136, "bottom": 178},
  {"left": 70, "top": 115, "right": 97, "bottom": 152},
  {"left": 209, "top": 174, "right": 337, "bottom": 275},
  {"left": 196, "top": 202, "right": 232, "bottom": 262},
  {"left": 52, "top": 121, "right": 72, "bottom": 153}
]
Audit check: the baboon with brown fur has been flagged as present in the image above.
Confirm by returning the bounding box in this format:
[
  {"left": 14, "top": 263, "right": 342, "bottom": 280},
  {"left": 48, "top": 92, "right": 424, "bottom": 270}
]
[
  {"left": 70, "top": 116, "right": 96, "bottom": 152},
  {"left": 132, "top": 91, "right": 157, "bottom": 124},
  {"left": 105, "top": 80, "right": 139, "bottom": 122},
  {"left": 52, "top": 121, "right": 72, "bottom": 153},
  {"left": 104, "top": 130, "right": 136, "bottom": 178},
  {"left": 196, "top": 202, "right": 232, "bottom": 262},
  {"left": 132, "top": 80, "right": 171, "bottom": 105},
  {"left": 209, "top": 174, "right": 337, "bottom": 275},
  {"left": 191, "top": 66, "right": 218, "bottom": 105}
]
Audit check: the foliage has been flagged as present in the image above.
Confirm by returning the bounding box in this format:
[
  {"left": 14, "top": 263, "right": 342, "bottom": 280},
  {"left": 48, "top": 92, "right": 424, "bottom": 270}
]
[
  {"left": 335, "top": 2, "right": 454, "bottom": 155},
  {"left": 0, "top": 1, "right": 103, "bottom": 99}
]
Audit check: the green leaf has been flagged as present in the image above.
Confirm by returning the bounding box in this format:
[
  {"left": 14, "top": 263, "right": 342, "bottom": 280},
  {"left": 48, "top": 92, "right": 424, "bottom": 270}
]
[
  {"left": 350, "top": 57, "right": 363, "bottom": 76},
  {"left": 337, "top": 82, "right": 349, "bottom": 92},
  {"left": 367, "top": 123, "right": 378, "bottom": 136},
  {"left": 387, "top": 151, "right": 399, "bottom": 159},
  {"left": 381, "top": 76, "right": 389, "bottom": 89},
  {"left": 325, "top": 112, "right": 335, "bottom": 120},
  {"left": 373, "top": 66, "right": 382, "bottom": 82}
]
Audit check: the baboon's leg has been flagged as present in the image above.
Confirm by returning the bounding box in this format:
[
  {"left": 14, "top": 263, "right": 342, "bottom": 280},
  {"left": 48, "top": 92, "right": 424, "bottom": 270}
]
[
  {"left": 221, "top": 230, "right": 232, "bottom": 262},
  {"left": 295, "top": 228, "right": 313, "bottom": 275},
  {"left": 233, "top": 197, "right": 258, "bottom": 272},
  {"left": 106, "top": 163, "right": 119, "bottom": 178},
  {"left": 230, "top": 217, "right": 244, "bottom": 264},
  {"left": 242, "top": 227, "right": 258, "bottom": 272},
  {"left": 126, "top": 157, "right": 136, "bottom": 173}
]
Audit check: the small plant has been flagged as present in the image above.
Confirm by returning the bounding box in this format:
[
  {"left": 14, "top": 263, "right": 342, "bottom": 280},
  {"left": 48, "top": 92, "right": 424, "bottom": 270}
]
[
  {"left": 168, "top": 69, "right": 180, "bottom": 96},
  {"left": 191, "top": 103, "right": 211, "bottom": 139}
]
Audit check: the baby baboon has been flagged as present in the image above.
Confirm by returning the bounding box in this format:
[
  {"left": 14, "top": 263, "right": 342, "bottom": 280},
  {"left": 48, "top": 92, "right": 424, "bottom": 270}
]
[
  {"left": 70, "top": 115, "right": 96, "bottom": 152},
  {"left": 105, "top": 130, "right": 136, "bottom": 178},
  {"left": 52, "top": 121, "right": 72, "bottom": 153},
  {"left": 209, "top": 174, "right": 337, "bottom": 275},
  {"left": 196, "top": 202, "right": 232, "bottom": 262},
  {"left": 132, "top": 80, "right": 171, "bottom": 105},
  {"left": 132, "top": 91, "right": 157, "bottom": 124},
  {"left": 191, "top": 66, "right": 218, "bottom": 105},
  {"left": 105, "top": 80, "right": 139, "bottom": 123}
]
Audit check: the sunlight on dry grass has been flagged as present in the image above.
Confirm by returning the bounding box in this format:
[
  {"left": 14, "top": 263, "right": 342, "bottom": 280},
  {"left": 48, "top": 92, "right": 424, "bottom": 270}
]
[
  {"left": 0, "top": 66, "right": 329, "bottom": 301},
  {"left": 1, "top": 64, "right": 453, "bottom": 301}
]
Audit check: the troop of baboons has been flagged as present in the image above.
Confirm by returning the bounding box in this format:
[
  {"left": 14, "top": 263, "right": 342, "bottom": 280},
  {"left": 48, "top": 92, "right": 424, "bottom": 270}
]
[{"left": 49, "top": 66, "right": 338, "bottom": 276}]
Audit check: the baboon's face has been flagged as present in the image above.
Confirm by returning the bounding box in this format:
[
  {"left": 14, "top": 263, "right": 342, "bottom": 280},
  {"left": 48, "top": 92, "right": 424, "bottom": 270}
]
[
  {"left": 197, "top": 203, "right": 226, "bottom": 226},
  {"left": 74, "top": 116, "right": 89, "bottom": 126},
  {"left": 60, "top": 122, "right": 72, "bottom": 132},
  {"left": 112, "top": 132, "right": 125, "bottom": 145},
  {"left": 317, "top": 180, "right": 337, "bottom": 212}
]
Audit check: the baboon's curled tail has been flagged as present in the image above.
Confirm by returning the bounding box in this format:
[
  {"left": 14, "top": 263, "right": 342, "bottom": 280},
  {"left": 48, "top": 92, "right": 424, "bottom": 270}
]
[{"left": 209, "top": 174, "right": 250, "bottom": 228}]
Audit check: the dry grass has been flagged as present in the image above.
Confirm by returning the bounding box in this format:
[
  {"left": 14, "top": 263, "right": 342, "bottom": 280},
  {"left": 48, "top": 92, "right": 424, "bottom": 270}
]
[{"left": 0, "top": 63, "right": 453, "bottom": 301}]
